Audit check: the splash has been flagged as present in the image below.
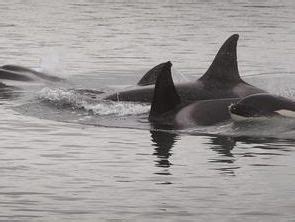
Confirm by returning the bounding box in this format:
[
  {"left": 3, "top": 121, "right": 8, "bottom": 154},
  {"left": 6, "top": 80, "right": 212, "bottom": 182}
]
[
  {"left": 83, "top": 101, "right": 150, "bottom": 116},
  {"left": 38, "top": 87, "right": 150, "bottom": 116},
  {"left": 171, "top": 67, "right": 188, "bottom": 83},
  {"left": 39, "top": 48, "right": 64, "bottom": 75},
  {"left": 38, "top": 87, "right": 80, "bottom": 108}
]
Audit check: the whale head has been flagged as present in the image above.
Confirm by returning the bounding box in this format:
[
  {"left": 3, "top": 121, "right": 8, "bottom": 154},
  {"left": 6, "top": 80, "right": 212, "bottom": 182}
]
[
  {"left": 229, "top": 93, "right": 295, "bottom": 121},
  {"left": 229, "top": 102, "right": 270, "bottom": 121}
]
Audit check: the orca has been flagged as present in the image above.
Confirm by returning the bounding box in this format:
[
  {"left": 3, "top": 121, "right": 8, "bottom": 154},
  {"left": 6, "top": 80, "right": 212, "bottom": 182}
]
[
  {"left": 0, "top": 68, "right": 34, "bottom": 81},
  {"left": 229, "top": 93, "right": 295, "bottom": 121},
  {"left": 104, "top": 34, "right": 265, "bottom": 103},
  {"left": 148, "top": 61, "right": 238, "bottom": 129},
  {"left": 0, "top": 64, "right": 64, "bottom": 82}
]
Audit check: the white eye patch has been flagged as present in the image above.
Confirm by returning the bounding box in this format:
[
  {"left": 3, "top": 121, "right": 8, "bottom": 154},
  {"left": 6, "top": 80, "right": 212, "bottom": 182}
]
[
  {"left": 229, "top": 112, "right": 268, "bottom": 122},
  {"left": 276, "top": 110, "right": 295, "bottom": 118}
]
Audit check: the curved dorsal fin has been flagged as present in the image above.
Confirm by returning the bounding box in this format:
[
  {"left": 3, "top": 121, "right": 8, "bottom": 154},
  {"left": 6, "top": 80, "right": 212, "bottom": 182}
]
[
  {"left": 200, "top": 34, "right": 242, "bottom": 83},
  {"left": 137, "top": 62, "right": 168, "bottom": 86},
  {"left": 149, "top": 61, "right": 180, "bottom": 119}
]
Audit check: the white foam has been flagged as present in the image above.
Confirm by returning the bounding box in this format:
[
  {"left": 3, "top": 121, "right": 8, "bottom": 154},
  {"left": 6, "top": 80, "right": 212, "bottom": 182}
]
[
  {"left": 39, "top": 48, "right": 64, "bottom": 75},
  {"left": 83, "top": 102, "right": 149, "bottom": 116},
  {"left": 38, "top": 87, "right": 150, "bottom": 116},
  {"left": 171, "top": 67, "right": 188, "bottom": 83},
  {"left": 38, "top": 87, "right": 78, "bottom": 106}
]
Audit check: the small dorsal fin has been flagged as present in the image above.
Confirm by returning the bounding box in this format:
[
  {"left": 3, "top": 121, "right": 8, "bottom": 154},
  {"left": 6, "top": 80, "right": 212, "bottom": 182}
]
[
  {"left": 137, "top": 62, "right": 168, "bottom": 86},
  {"left": 149, "top": 61, "right": 181, "bottom": 119},
  {"left": 200, "top": 34, "right": 242, "bottom": 83}
]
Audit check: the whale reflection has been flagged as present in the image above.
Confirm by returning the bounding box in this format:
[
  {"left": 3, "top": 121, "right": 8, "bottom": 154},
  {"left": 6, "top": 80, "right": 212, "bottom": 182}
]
[
  {"left": 208, "top": 136, "right": 236, "bottom": 158},
  {"left": 207, "top": 134, "right": 295, "bottom": 175},
  {"left": 150, "top": 130, "right": 180, "bottom": 168}
]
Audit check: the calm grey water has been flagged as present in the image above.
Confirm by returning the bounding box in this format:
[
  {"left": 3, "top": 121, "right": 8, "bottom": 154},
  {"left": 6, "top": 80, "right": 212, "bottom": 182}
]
[{"left": 0, "top": 1, "right": 295, "bottom": 221}]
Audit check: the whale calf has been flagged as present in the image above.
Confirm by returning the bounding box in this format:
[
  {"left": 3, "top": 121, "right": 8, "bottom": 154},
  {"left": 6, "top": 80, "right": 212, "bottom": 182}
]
[
  {"left": 229, "top": 93, "right": 295, "bottom": 121},
  {"left": 104, "top": 34, "right": 265, "bottom": 103},
  {"left": 148, "top": 61, "right": 239, "bottom": 129}
]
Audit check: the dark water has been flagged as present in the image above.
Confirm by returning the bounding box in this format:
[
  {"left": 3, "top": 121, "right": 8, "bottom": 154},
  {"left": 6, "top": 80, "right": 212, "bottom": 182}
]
[{"left": 0, "top": 1, "right": 295, "bottom": 221}]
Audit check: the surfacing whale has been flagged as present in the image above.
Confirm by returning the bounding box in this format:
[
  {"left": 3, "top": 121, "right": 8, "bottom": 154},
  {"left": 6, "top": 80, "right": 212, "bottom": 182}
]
[
  {"left": 148, "top": 61, "right": 239, "bottom": 129},
  {"left": 229, "top": 93, "right": 295, "bottom": 121},
  {"left": 149, "top": 64, "right": 295, "bottom": 129},
  {"left": 0, "top": 64, "right": 64, "bottom": 82},
  {"left": 104, "top": 34, "right": 265, "bottom": 103}
]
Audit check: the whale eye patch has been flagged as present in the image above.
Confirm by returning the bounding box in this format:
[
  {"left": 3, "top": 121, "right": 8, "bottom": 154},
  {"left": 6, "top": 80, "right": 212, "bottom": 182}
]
[{"left": 229, "top": 103, "right": 267, "bottom": 117}]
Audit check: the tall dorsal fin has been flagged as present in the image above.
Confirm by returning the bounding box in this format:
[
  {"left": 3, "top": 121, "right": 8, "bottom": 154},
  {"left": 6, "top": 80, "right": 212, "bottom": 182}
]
[
  {"left": 200, "top": 34, "right": 242, "bottom": 83},
  {"left": 149, "top": 61, "right": 181, "bottom": 119},
  {"left": 137, "top": 62, "right": 168, "bottom": 86}
]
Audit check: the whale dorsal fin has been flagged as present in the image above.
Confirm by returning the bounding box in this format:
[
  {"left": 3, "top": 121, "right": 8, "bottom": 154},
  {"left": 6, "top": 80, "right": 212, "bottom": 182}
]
[
  {"left": 200, "top": 34, "right": 242, "bottom": 83},
  {"left": 149, "top": 61, "right": 181, "bottom": 119},
  {"left": 137, "top": 62, "right": 168, "bottom": 86}
]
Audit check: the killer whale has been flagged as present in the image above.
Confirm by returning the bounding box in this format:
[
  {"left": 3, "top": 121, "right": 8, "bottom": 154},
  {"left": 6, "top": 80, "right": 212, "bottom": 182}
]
[
  {"left": 0, "top": 64, "right": 64, "bottom": 82},
  {"left": 104, "top": 34, "right": 265, "bottom": 103},
  {"left": 148, "top": 61, "right": 239, "bottom": 129},
  {"left": 0, "top": 68, "right": 34, "bottom": 81},
  {"left": 149, "top": 64, "right": 295, "bottom": 128},
  {"left": 229, "top": 93, "right": 295, "bottom": 121}
]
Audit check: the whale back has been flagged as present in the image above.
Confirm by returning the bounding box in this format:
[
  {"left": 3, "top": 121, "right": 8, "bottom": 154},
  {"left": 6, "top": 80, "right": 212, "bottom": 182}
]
[{"left": 1, "top": 65, "right": 64, "bottom": 82}]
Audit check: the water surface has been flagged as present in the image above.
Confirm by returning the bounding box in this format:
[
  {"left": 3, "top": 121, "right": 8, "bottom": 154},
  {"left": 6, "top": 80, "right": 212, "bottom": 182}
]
[{"left": 0, "top": 1, "right": 295, "bottom": 221}]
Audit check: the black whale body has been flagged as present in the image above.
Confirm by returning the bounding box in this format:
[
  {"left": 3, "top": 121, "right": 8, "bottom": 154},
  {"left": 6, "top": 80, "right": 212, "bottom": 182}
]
[
  {"left": 229, "top": 93, "right": 295, "bottom": 120},
  {"left": 148, "top": 63, "right": 295, "bottom": 129},
  {"left": 104, "top": 34, "right": 265, "bottom": 104},
  {"left": 148, "top": 61, "right": 239, "bottom": 129},
  {"left": 0, "top": 64, "right": 64, "bottom": 82},
  {"left": 0, "top": 68, "right": 34, "bottom": 81}
]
